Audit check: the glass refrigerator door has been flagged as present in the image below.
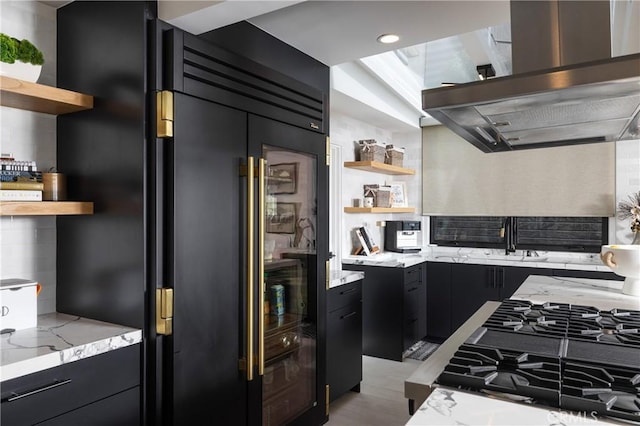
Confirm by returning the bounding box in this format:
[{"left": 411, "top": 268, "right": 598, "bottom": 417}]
[{"left": 261, "top": 145, "right": 317, "bottom": 426}]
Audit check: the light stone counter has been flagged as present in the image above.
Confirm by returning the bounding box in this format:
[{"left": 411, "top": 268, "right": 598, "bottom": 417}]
[
  {"left": 0, "top": 313, "right": 142, "bottom": 382},
  {"left": 342, "top": 248, "right": 611, "bottom": 272},
  {"left": 404, "top": 275, "right": 640, "bottom": 416},
  {"left": 329, "top": 270, "right": 365, "bottom": 288},
  {"left": 407, "top": 387, "right": 622, "bottom": 426}
]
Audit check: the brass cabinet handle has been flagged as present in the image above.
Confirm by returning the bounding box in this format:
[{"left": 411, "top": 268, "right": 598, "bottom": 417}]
[
  {"left": 246, "top": 156, "right": 255, "bottom": 381},
  {"left": 258, "top": 158, "right": 265, "bottom": 376}
]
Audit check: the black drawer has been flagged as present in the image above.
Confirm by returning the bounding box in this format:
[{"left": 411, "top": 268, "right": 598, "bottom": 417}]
[
  {"left": 37, "top": 387, "right": 140, "bottom": 426},
  {"left": 404, "top": 265, "right": 423, "bottom": 285},
  {"left": 1, "top": 344, "right": 140, "bottom": 426},
  {"left": 328, "top": 280, "right": 362, "bottom": 312}
]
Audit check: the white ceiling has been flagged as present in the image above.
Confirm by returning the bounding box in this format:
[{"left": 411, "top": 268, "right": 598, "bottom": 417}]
[
  {"left": 159, "top": 1, "right": 510, "bottom": 67},
  {"left": 247, "top": 1, "right": 510, "bottom": 66},
  {"left": 158, "top": 1, "right": 511, "bottom": 131}
]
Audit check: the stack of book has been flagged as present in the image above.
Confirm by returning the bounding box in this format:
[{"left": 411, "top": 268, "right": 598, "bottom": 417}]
[
  {"left": 355, "top": 226, "right": 380, "bottom": 256},
  {"left": 0, "top": 154, "right": 43, "bottom": 201}
]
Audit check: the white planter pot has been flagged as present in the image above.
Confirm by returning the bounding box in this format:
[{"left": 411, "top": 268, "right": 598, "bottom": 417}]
[{"left": 0, "top": 61, "right": 42, "bottom": 83}]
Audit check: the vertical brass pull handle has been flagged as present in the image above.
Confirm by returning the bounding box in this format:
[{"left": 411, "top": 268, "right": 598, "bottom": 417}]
[
  {"left": 246, "top": 156, "right": 255, "bottom": 381},
  {"left": 258, "top": 158, "right": 265, "bottom": 376}
]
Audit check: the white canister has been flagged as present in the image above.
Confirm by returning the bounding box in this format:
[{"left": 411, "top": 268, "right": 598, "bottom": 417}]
[{"left": 0, "top": 279, "right": 39, "bottom": 331}]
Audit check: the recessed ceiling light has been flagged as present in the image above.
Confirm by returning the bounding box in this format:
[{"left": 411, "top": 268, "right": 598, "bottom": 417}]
[{"left": 377, "top": 34, "right": 400, "bottom": 44}]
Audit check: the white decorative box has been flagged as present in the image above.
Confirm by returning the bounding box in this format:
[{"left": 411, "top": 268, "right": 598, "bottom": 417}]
[{"left": 1, "top": 278, "right": 38, "bottom": 331}]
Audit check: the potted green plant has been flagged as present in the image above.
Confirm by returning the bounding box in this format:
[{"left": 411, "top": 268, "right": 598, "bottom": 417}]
[{"left": 0, "top": 33, "right": 45, "bottom": 83}]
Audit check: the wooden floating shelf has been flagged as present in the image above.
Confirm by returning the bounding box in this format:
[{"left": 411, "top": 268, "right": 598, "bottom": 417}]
[
  {"left": 0, "top": 201, "right": 94, "bottom": 216},
  {"left": 0, "top": 76, "right": 93, "bottom": 115},
  {"left": 344, "top": 207, "right": 416, "bottom": 213},
  {"left": 343, "top": 161, "right": 415, "bottom": 175}
]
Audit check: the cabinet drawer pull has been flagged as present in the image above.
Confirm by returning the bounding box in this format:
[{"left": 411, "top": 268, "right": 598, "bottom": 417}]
[
  {"left": 340, "top": 288, "right": 356, "bottom": 295},
  {"left": 407, "top": 286, "right": 418, "bottom": 292},
  {"left": 6, "top": 379, "right": 72, "bottom": 402},
  {"left": 340, "top": 311, "right": 357, "bottom": 320}
]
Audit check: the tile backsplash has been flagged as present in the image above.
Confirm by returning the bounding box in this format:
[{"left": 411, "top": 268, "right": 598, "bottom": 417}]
[{"left": 1, "top": 1, "right": 57, "bottom": 314}]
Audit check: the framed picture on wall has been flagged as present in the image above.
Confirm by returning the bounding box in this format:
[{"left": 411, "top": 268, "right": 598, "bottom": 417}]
[
  {"left": 387, "top": 181, "right": 407, "bottom": 207},
  {"left": 266, "top": 202, "right": 296, "bottom": 234},
  {"left": 267, "top": 162, "right": 298, "bottom": 194}
]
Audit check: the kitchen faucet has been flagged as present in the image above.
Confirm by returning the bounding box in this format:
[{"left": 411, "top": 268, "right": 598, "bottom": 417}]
[{"left": 501, "top": 217, "right": 516, "bottom": 255}]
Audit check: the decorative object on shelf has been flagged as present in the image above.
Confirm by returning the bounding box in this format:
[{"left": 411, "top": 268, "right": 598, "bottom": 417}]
[
  {"left": 617, "top": 190, "right": 640, "bottom": 245},
  {"left": 376, "top": 186, "right": 392, "bottom": 208},
  {"left": 358, "top": 139, "right": 386, "bottom": 162},
  {"left": 363, "top": 184, "right": 378, "bottom": 206},
  {"left": 266, "top": 202, "right": 296, "bottom": 234},
  {"left": 42, "top": 171, "right": 66, "bottom": 201},
  {"left": 387, "top": 181, "right": 407, "bottom": 207},
  {"left": 267, "top": 162, "right": 297, "bottom": 194},
  {"left": 385, "top": 145, "right": 405, "bottom": 167},
  {"left": 0, "top": 33, "right": 44, "bottom": 83}
]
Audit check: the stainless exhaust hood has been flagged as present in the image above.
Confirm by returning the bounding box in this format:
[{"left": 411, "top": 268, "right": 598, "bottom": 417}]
[{"left": 421, "top": 1, "right": 640, "bottom": 153}]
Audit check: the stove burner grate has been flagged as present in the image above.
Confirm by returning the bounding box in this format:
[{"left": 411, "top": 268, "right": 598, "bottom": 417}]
[
  {"left": 561, "top": 360, "right": 640, "bottom": 423},
  {"left": 568, "top": 306, "right": 640, "bottom": 348},
  {"left": 437, "top": 344, "right": 561, "bottom": 406},
  {"left": 483, "top": 299, "right": 571, "bottom": 337}
]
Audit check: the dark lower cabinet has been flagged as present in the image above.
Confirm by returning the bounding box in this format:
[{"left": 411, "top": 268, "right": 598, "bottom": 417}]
[
  {"left": 343, "top": 263, "right": 426, "bottom": 361},
  {"left": 425, "top": 261, "right": 617, "bottom": 340},
  {"left": 426, "top": 262, "right": 451, "bottom": 341},
  {"left": 0, "top": 345, "right": 140, "bottom": 426},
  {"left": 38, "top": 388, "right": 140, "bottom": 426},
  {"left": 327, "top": 280, "right": 362, "bottom": 402},
  {"left": 450, "top": 264, "right": 553, "bottom": 332}
]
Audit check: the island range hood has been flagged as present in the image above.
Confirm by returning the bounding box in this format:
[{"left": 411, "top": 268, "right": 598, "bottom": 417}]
[{"left": 421, "top": 0, "right": 640, "bottom": 153}]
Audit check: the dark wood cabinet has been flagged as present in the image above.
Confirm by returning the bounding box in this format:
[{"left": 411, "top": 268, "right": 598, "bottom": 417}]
[
  {"left": 424, "top": 261, "right": 608, "bottom": 340},
  {"left": 327, "top": 280, "right": 362, "bottom": 402},
  {"left": 1, "top": 345, "right": 140, "bottom": 426},
  {"left": 56, "top": 3, "right": 329, "bottom": 425},
  {"left": 343, "top": 263, "right": 426, "bottom": 361},
  {"left": 450, "top": 264, "right": 497, "bottom": 332},
  {"left": 449, "top": 264, "right": 554, "bottom": 331},
  {"left": 403, "top": 268, "right": 428, "bottom": 350},
  {"left": 426, "top": 262, "right": 452, "bottom": 341}
]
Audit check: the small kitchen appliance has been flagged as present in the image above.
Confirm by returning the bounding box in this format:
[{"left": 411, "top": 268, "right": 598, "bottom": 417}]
[
  {"left": 0, "top": 278, "right": 39, "bottom": 331},
  {"left": 384, "top": 221, "right": 421, "bottom": 253}
]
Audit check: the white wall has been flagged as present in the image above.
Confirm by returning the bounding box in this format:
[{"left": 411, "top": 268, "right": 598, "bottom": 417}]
[
  {"left": 614, "top": 139, "right": 640, "bottom": 244},
  {"left": 329, "top": 112, "right": 423, "bottom": 260},
  {"left": 1, "top": 1, "right": 58, "bottom": 314}
]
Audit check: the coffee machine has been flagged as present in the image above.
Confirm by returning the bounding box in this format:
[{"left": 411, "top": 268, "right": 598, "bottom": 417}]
[{"left": 384, "top": 221, "right": 421, "bottom": 253}]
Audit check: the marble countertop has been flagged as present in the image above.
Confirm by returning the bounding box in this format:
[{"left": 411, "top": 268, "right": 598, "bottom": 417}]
[
  {"left": 329, "top": 270, "right": 365, "bottom": 288},
  {"left": 408, "top": 387, "right": 623, "bottom": 426},
  {"left": 0, "top": 313, "right": 142, "bottom": 382},
  {"left": 342, "top": 248, "right": 611, "bottom": 272},
  {"left": 404, "top": 275, "right": 640, "bottom": 422}
]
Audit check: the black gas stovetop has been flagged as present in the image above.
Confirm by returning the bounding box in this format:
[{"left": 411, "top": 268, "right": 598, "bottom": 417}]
[{"left": 438, "top": 299, "right": 640, "bottom": 424}]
